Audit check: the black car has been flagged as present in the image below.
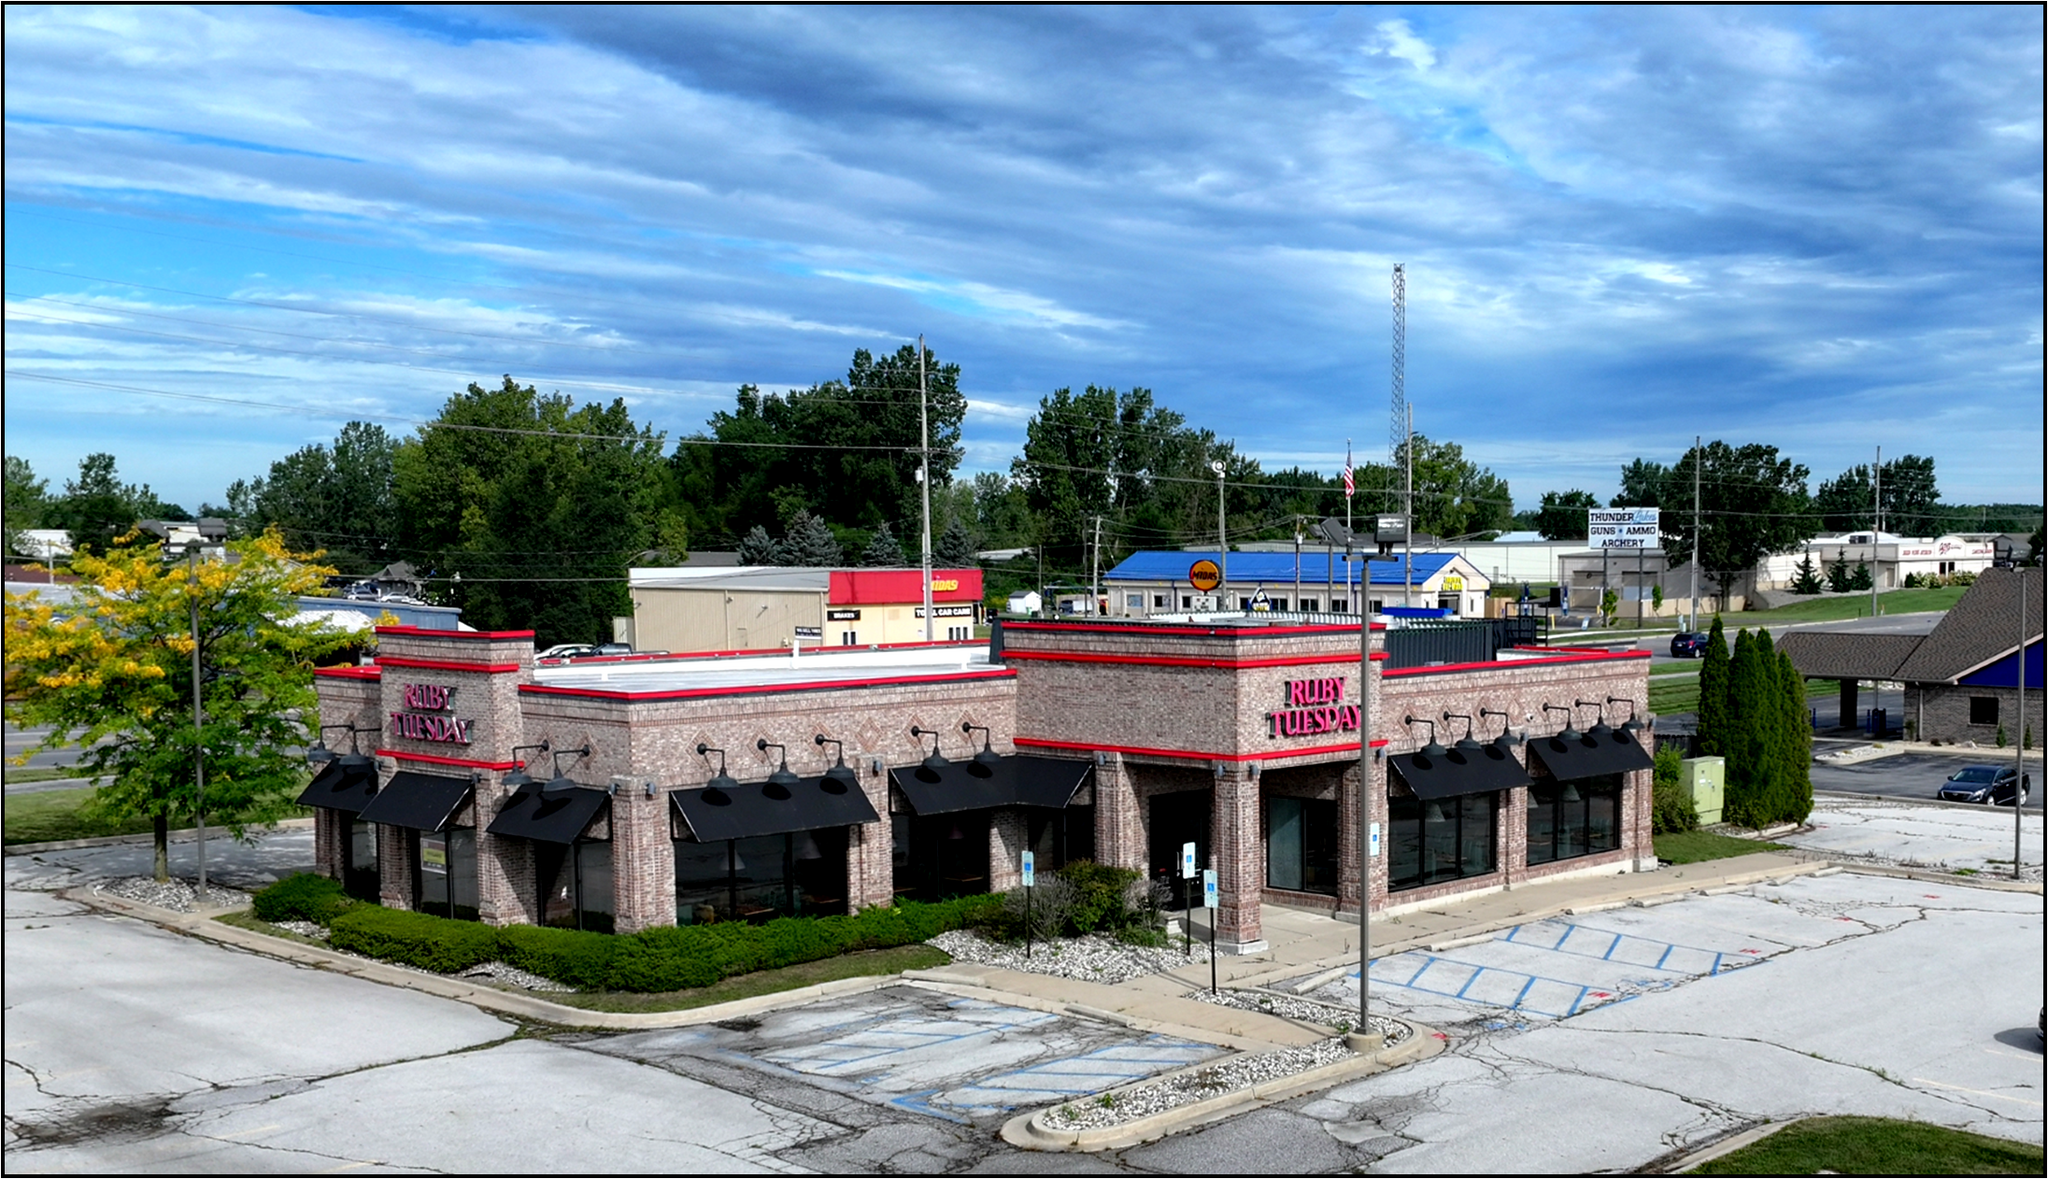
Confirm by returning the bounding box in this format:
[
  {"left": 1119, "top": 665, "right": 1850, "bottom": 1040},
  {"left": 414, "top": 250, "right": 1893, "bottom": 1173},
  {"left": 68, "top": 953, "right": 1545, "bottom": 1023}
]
[
  {"left": 1670, "top": 631, "right": 1709, "bottom": 658},
  {"left": 1936, "top": 765, "right": 2030, "bottom": 806}
]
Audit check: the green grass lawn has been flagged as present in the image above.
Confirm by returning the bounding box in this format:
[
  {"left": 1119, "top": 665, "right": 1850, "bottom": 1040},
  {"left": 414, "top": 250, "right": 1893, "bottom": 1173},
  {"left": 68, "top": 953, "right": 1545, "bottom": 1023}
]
[
  {"left": 1691, "top": 1116, "right": 2044, "bottom": 1175},
  {"left": 1654, "top": 829, "right": 1792, "bottom": 864},
  {"left": 0, "top": 765, "right": 93, "bottom": 784},
  {"left": 1720, "top": 585, "right": 1969, "bottom": 626},
  {"left": 1649, "top": 672, "right": 1701, "bottom": 716},
  {"left": 548, "top": 944, "right": 954, "bottom": 1013},
  {"left": 3, "top": 785, "right": 309, "bottom": 846}
]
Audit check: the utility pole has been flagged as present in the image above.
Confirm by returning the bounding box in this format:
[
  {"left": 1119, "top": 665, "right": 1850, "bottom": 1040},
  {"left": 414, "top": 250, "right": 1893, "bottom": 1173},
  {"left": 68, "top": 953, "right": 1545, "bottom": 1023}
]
[
  {"left": 2015, "top": 566, "right": 2027, "bottom": 881},
  {"left": 1403, "top": 403, "right": 1414, "bottom": 610},
  {"left": 1090, "top": 514, "right": 1102, "bottom": 616},
  {"left": 1294, "top": 517, "right": 1303, "bottom": 612},
  {"left": 1870, "top": 446, "right": 1881, "bottom": 620},
  {"left": 1214, "top": 461, "right": 1229, "bottom": 610},
  {"left": 1690, "top": 435, "right": 1701, "bottom": 629},
  {"left": 187, "top": 544, "right": 209, "bottom": 904},
  {"left": 919, "top": 335, "right": 933, "bottom": 641}
]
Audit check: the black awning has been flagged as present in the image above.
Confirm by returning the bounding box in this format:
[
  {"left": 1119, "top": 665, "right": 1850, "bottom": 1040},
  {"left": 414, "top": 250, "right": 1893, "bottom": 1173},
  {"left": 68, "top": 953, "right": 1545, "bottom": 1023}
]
[
  {"left": 486, "top": 785, "right": 609, "bottom": 844},
  {"left": 670, "top": 774, "right": 881, "bottom": 843},
  {"left": 889, "top": 756, "right": 1094, "bottom": 816},
  {"left": 1524, "top": 729, "right": 1656, "bottom": 780},
  {"left": 1387, "top": 743, "right": 1533, "bottom": 800},
  {"left": 356, "top": 770, "right": 473, "bottom": 832},
  {"left": 296, "top": 761, "right": 378, "bottom": 816}
]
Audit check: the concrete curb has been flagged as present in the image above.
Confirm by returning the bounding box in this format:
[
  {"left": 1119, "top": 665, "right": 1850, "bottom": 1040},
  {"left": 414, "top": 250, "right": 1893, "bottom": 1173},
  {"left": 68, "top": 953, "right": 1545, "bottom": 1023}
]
[
  {"left": 1828, "top": 861, "right": 2043, "bottom": 894},
  {"left": 5, "top": 817, "right": 315, "bottom": 856},
  {"left": 1655, "top": 1119, "right": 1794, "bottom": 1173},
  {"left": 999, "top": 1017, "right": 1445, "bottom": 1152},
  {"left": 59, "top": 886, "right": 908, "bottom": 1030}
]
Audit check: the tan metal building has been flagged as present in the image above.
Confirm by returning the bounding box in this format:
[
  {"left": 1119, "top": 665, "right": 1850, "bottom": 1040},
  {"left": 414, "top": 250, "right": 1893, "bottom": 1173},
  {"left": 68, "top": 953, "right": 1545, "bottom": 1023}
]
[{"left": 626, "top": 566, "right": 985, "bottom": 653}]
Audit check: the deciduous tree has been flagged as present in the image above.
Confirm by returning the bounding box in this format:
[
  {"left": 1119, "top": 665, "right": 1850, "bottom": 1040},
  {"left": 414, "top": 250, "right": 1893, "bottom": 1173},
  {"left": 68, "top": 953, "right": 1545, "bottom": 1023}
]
[{"left": 3, "top": 531, "right": 355, "bottom": 879}]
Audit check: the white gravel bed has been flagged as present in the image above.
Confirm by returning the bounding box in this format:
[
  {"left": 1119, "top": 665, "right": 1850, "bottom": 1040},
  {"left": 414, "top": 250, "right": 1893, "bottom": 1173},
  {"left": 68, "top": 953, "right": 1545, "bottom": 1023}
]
[
  {"left": 453, "top": 960, "right": 577, "bottom": 993},
  {"left": 927, "top": 929, "right": 1208, "bottom": 984},
  {"left": 93, "top": 876, "right": 250, "bottom": 913},
  {"left": 272, "top": 919, "right": 330, "bottom": 940},
  {"left": 1184, "top": 988, "right": 1409, "bottom": 1043},
  {"left": 1045, "top": 1037, "right": 1355, "bottom": 1130}
]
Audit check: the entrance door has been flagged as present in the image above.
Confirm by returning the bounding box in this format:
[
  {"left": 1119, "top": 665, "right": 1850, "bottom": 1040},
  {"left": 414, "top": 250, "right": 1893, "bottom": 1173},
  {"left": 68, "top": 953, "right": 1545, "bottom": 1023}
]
[{"left": 1146, "top": 789, "right": 1211, "bottom": 903}]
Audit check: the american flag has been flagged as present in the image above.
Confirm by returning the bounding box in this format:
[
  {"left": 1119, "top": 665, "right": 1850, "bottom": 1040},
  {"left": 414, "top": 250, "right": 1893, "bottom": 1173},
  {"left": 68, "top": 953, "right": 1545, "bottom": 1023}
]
[{"left": 1342, "top": 441, "right": 1354, "bottom": 499}]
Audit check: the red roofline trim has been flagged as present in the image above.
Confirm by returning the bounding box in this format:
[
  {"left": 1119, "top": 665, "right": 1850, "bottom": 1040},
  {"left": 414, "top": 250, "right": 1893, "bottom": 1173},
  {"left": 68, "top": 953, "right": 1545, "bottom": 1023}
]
[
  {"left": 1002, "top": 650, "right": 1387, "bottom": 670},
  {"left": 1383, "top": 650, "right": 1649, "bottom": 678},
  {"left": 1003, "top": 621, "right": 1385, "bottom": 638},
  {"left": 1014, "top": 736, "right": 1389, "bottom": 762},
  {"left": 376, "top": 655, "right": 524, "bottom": 675},
  {"left": 313, "top": 665, "right": 382, "bottom": 680},
  {"left": 377, "top": 749, "right": 521, "bottom": 771}
]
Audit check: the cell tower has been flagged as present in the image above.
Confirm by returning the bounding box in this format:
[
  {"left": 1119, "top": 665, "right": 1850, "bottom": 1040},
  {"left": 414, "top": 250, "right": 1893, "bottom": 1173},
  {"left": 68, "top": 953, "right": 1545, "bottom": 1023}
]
[{"left": 1389, "top": 263, "right": 1406, "bottom": 468}]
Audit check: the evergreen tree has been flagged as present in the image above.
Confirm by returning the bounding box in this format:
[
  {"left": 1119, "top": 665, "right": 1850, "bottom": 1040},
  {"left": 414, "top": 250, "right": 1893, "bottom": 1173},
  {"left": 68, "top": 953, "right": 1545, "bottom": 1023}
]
[
  {"left": 1826, "top": 556, "right": 1853, "bottom": 593},
  {"left": 935, "top": 516, "right": 976, "bottom": 566},
  {"left": 783, "top": 510, "right": 842, "bottom": 567},
  {"left": 1776, "top": 649, "right": 1814, "bottom": 824},
  {"left": 1848, "top": 562, "right": 1873, "bottom": 591},
  {"left": 861, "top": 522, "right": 905, "bottom": 566},
  {"left": 1696, "top": 616, "right": 1731, "bottom": 757},
  {"left": 738, "top": 524, "right": 780, "bottom": 565},
  {"left": 1722, "top": 629, "right": 1764, "bottom": 826},
  {"left": 1790, "top": 555, "right": 1824, "bottom": 595}
]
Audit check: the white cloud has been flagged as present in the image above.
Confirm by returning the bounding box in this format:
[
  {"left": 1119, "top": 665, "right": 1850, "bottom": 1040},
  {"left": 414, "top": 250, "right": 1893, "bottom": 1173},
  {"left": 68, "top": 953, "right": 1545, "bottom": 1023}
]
[{"left": 1373, "top": 19, "right": 1437, "bottom": 72}]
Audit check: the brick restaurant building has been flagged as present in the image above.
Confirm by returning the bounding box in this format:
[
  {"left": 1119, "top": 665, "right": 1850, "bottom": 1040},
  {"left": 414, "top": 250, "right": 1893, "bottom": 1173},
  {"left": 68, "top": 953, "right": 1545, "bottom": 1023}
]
[{"left": 307, "top": 616, "right": 1653, "bottom": 951}]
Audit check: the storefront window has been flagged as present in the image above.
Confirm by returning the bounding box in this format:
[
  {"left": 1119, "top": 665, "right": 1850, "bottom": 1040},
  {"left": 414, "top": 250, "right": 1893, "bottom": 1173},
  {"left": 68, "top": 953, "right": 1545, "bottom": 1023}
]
[
  {"left": 541, "top": 841, "right": 615, "bottom": 932},
  {"left": 345, "top": 819, "right": 379, "bottom": 902},
  {"left": 1525, "top": 776, "right": 1623, "bottom": 866},
  {"left": 673, "top": 829, "right": 850, "bottom": 924},
  {"left": 1027, "top": 806, "right": 1095, "bottom": 872},
  {"left": 417, "top": 827, "right": 478, "bottom": 920},
  {"left": 1388, "top": 791, "right": 1496, "bottom": 892},
  {"left": 1265, "top": 796, "right": 1340, "bottom": 895}
]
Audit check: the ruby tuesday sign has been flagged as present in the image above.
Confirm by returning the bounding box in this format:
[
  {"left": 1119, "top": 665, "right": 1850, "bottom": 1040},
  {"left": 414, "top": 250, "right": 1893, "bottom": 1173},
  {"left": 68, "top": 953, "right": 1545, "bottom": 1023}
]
[
  {"left": 1269, "top": 677, "right": 1361, "bottom": 738},
  {"left": 390, "top": 682, "right": 473, "bottom": 745}
]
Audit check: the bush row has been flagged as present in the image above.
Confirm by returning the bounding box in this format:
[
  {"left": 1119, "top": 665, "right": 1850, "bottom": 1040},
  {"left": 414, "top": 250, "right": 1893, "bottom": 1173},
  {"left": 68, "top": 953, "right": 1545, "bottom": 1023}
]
[
  {"left": 285, "top": 883, "right": 1001, "bottom": 992},
  {"left": 251, "top": 871, "right": 357, "bottom": 924}
]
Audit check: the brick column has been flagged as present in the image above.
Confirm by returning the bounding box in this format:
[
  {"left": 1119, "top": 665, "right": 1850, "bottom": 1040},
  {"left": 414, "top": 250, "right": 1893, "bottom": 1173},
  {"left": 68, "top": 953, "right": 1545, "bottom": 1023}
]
[
  {"left": 849, "top": 763, "right": 895, "bottom": 912},
  {"left": 313, "top": 808, "right": 343, "bottom": 880},
  {"left": 474, "top": 772, "right": 535, "bottom": 927},
  {"left": 609, "top": 777, "right": 676, "bottom": 933},
  {"left": 1094, "top": 753, "right": 1144, "bottom": 872},
  {"left": 1212, "top": 765, "right": 1267, "bottom": 953},
  {"left": 989, "top": 808, "right": 1026, "bottom": 890},
  {"left": 1337, "top": 763, "right": 1362, "bottom": 916}
]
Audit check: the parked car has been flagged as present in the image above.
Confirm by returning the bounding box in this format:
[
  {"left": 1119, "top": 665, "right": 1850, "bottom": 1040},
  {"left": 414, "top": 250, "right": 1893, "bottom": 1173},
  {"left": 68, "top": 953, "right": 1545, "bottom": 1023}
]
[
  {"left": 536, "top": 643, "right": 601, "bottom": 660},
  {"left": 1669, "top": 631, "right": 1709, "bottom": 658},
  {"left": 1936, "top": 765, "right": 2030, "bottom": 806},
  {"left": 595, "top": 642, "right": 633, "bottom": 656}
]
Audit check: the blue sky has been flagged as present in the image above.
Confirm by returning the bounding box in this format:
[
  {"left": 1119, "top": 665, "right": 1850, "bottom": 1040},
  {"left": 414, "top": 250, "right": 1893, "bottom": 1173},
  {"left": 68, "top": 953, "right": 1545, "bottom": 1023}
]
[{"left": 5, "top": 5, "right": 2042, "bottom": 517}]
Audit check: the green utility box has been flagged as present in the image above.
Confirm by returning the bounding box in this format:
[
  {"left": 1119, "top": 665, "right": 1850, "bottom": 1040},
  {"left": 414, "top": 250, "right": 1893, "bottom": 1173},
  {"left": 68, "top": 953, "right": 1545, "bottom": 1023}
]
[{"left": 1679, "top": 756, "right": 1725, "bottom": 825}]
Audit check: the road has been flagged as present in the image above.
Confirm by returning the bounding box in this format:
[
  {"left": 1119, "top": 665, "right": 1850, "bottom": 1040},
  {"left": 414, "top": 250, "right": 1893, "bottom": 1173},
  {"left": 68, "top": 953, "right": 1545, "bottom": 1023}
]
[
  {"left": 5, "top": 816, "right": 2041, "bottom": 1174},
  {"left": 3, "top": 723, "right": 93, "bottom": 773},
  {"left": 1811, "top": 747, "right": 2042, "bottom": 812}
]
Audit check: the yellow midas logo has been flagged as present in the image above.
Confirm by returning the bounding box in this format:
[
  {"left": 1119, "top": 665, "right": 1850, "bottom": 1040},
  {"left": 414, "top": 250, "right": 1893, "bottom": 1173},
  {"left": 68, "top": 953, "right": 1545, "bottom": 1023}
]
[{"left": 932, "top": 579, "right": 959, "bottom": 592}]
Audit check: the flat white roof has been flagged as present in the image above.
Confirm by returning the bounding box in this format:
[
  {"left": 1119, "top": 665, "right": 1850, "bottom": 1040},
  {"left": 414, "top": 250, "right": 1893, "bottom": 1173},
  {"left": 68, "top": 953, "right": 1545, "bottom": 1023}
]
[{"left": 529, "top": 642, "right": 1000, "bottom": 695}]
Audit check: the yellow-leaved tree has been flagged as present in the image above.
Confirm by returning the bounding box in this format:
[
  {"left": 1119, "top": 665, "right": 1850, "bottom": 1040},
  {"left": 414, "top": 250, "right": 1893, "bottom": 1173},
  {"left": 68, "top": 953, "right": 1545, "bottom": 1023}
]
[{"left": 4, "top": 529, "right": 356, "bottom": 879}]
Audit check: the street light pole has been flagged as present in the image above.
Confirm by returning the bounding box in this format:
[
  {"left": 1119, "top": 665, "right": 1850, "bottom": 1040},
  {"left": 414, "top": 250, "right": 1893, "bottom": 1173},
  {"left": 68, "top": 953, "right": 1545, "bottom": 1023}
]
[
  {"left": 1356, "top": 531, "right": 1374, "bottom": 1042},
  {"left": 1213, "top": 460, "right": 1228, "bottom": 610},
  {"left": 919, "top": 334, "right": 934, "bottom": 642},
  {"left": 185, "top": 542, "right": 209, "bottom": 904}
]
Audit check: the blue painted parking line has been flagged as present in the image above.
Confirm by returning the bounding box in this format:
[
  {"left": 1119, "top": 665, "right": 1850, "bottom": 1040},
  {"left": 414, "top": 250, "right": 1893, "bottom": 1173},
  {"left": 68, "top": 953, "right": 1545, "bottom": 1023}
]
[
  {"left": 1364, "top": 952, "right": 1615, "bottom": 1019},
  {"left": 921, "top": 1035, "right": 1221, "bottom": 1119},
  {"left": 1505, "top": 919, "right": 1757, "bottom": 977}
]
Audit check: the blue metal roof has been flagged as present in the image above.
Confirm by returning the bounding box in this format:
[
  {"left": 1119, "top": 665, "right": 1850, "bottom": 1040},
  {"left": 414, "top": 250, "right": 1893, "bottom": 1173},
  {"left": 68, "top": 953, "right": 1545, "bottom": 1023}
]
[{"left": 1103, "top": 550, "right": 1462, "bottom": 586}]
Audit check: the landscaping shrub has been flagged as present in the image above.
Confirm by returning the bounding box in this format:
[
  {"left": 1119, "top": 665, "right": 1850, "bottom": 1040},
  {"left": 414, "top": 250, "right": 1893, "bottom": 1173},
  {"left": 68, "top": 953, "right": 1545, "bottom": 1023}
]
[
  {"left": 1059, "top": 861, "right": 1143, "bottom": 933},
  {"left": 251, "top": 872, "right": 356, "bottom": 925},
  {"left": 997, "top": 872, "right": 1077, "bottom": 943},
  {"left": 1651, "top": 746, "right": 1698, "bottom": 834},
  {"left": 496, "top": 923, "right": 620, "bottom": 989},
  {"left": 329, "top": 905, "right": 498, "bottom": 973}
]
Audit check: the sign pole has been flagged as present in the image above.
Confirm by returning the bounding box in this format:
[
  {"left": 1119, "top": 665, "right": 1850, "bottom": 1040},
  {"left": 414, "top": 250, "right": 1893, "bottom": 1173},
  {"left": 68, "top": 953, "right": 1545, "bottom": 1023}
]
[
  {"left": 1204, "top": 867, "right": 1218, "bottom": 994},
  {"left": 1022, "top": 849, "right": 1035, "bottom": 959},
  {"left": 1181, "top": 840, "right": 1196, "bottom": 956}
]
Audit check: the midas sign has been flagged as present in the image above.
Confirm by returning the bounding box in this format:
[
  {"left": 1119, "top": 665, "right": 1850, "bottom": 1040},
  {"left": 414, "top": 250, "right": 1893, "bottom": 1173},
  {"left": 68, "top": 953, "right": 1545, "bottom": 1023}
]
[
  {"left": 1444, "top": 575, "right": 1463, "bottom": 591},
  {"left": 932, "top": 579, "right": 959, "bottom": 592}
]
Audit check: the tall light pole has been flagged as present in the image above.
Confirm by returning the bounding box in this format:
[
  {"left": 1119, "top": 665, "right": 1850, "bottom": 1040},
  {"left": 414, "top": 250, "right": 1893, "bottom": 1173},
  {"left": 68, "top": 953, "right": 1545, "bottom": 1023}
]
[
  {"left": 142, "top": 518, "right": 227, "bottom": 902},
  {"left": 919, "top": 335, "right": 933, "bottom": 642},
  {"left": 1690, "top": 435, "right": 1701, "bottom": 629},
  {"left": 1355, "top": 525, "right": 1374, "bottom": 1043},
  {"left": 1213, "top": 460, "right": 1228, "bottom": 609}
]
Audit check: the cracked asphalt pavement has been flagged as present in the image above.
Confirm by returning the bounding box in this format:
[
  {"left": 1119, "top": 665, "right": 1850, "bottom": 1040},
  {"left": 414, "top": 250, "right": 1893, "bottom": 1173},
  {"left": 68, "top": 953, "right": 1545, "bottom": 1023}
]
[{"left": 6, "top": 832, "right": 2043, "bottom": 1173}]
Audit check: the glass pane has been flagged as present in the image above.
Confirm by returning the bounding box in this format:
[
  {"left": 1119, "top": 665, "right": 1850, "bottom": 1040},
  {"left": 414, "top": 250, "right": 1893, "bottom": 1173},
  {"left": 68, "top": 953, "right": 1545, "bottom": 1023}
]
[
  {"left": 1526, "top": 789, "right": 1556, "bottom": 866},
  {"left": 732, "top": 834, "right": 791, "bottom": 920},
  {"left": 1421, "top": 798, "right": 1458, "bottom": 885},
  {"left": 540, "top": 844, "right": 575, "bottom": 927},
  {"left": 418, "top": 832, "right": 450, "bottom": 917},
  {"left": 1558, "top": 786, "right": 1587, "bottom": 860},
  {"left": 1266, "top": 797, "right": 1305, "bottom": 891},
  {"left": 1586, "top": 779, "right": 1620, "bottom": 853},
  {"left": 575, "top": 842, "right": 615, "bottom": 932},
  {"left": 346, "top": 821, "right": 379, "bottom": 901},
  {"left": 449, "top": 827, "right": 479, "bottom": 921},
  {"left": 791, "top": 828, "right": 847, "bottom": 917},
  {"left": 1065, "top": 806, "right": 1096, "bottom": 867},
  {"left": 674, "top": 839, "right": 730, "bottom": 924},
  {"left": 1459, "top": 794, "right": 1494, "bottom": 877},
  {"left": 931, "top": 813, "right": 989, "bottom": 899},
  {"left": 1302, "top": 799, "right": 1340, "bottom": 894},
  {"left": 1388, "top": 793, "right": 1422, "bottom": 891}
]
